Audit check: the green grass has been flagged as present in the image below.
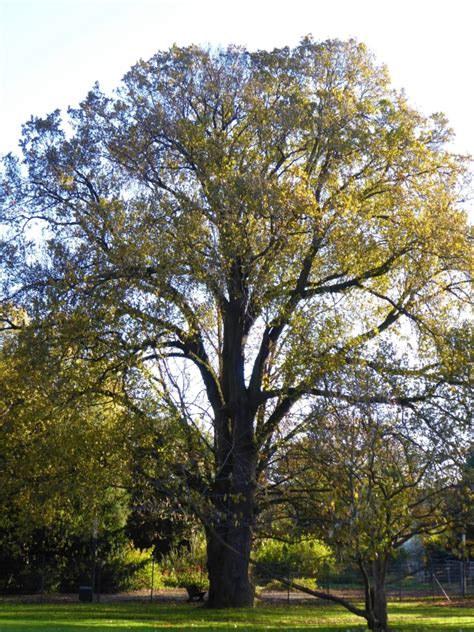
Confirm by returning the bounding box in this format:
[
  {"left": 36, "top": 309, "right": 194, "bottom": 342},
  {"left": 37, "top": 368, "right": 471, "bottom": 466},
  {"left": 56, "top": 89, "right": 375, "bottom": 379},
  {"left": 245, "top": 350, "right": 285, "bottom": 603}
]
[{"left": 0, "top": 601, "right": 472, "bottom": 631}]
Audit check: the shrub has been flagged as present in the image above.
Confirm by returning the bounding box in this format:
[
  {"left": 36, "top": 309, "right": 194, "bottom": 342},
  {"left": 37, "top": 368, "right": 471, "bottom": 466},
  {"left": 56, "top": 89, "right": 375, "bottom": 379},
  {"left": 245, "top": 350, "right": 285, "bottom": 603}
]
[
  {"left": 253, "top": 538, "right": 334, "bottom": 584},
  {"left": 158, "top": 533, "right": 207, "bottom": 589},
  {"left": 115, "top": 546, "right": 164, "bottom": 591}
]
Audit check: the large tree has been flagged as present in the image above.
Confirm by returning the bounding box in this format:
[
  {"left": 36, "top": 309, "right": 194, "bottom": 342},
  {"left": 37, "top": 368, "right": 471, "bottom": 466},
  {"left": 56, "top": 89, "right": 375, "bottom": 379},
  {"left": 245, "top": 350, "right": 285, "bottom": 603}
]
[{"left": 0, "top": 38, "right": 471, "bottom": 607}]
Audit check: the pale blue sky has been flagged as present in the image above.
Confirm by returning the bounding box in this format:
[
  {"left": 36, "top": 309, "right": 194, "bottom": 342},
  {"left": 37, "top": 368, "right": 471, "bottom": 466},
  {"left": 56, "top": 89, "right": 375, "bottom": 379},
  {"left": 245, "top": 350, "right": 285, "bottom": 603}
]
[{"left": 1, "top": 0, "right": 473, "bottom": 158}]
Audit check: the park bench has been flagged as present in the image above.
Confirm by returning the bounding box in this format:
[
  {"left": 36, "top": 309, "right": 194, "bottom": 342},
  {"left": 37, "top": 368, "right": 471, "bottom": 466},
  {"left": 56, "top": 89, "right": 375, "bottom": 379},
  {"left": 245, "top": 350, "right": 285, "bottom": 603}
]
[{"left": 185, "top": 584, "right": 206, "bottom": 602}]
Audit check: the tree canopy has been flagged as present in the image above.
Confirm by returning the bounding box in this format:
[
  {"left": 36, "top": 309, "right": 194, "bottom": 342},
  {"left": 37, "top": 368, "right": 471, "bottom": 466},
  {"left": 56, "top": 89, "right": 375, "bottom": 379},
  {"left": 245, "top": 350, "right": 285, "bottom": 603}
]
[{"left": 1, "top": 37, "right": 471, "bottom": 611}]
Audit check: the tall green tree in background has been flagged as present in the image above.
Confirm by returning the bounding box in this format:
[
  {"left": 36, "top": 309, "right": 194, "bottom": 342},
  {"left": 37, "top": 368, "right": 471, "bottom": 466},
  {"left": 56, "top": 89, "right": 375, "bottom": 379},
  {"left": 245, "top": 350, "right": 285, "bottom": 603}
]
[
  {"left": 0, "top": 315, "right": 131, "bottom": 550},
  {"left": 1, "top": 38, "right": 471, "bottom": 608}
]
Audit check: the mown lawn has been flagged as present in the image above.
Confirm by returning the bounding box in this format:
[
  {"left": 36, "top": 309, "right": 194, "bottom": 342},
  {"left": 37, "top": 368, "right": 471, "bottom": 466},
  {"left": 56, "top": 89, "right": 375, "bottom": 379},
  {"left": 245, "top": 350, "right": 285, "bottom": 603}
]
[{"left": 0, "top": 601, "right": 472, "bottom": 631}]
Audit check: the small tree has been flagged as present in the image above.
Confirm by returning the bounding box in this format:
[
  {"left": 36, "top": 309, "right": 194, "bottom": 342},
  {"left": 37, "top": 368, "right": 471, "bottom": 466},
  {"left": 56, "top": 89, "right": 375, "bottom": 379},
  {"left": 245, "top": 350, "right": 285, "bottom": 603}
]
[{"left": 277, "top": 397, "right": 470, "bottom": 631}]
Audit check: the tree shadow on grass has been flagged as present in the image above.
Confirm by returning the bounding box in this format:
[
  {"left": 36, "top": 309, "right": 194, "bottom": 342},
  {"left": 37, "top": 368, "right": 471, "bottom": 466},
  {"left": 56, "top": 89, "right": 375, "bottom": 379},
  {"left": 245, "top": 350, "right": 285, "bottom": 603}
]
[
  {"left": 0, "top": 603, "right": 365, "bottom": 631},
  {"left": 0, "top": 602, "right": 471, "bottom": 631}
]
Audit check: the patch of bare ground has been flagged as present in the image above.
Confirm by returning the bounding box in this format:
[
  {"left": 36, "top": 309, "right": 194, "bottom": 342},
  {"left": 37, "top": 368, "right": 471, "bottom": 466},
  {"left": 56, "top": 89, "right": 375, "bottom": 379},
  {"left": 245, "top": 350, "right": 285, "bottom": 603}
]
[{"left": 0, "top": 588, "right": 472, "bottom": 607}]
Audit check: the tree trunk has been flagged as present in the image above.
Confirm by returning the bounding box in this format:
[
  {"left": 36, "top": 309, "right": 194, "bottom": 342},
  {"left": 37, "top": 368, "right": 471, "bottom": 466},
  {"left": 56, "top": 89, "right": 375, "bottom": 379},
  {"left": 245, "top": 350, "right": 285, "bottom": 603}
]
[
  {"left": 203, "top": 285, "right": 258, "bottom": 608},
  {"left": 206, "top": 410, "right": 257, "bottom": 608},
  {"left": 366, "top": 558, "right": 391, "bottom": 632},
  {"left": 206, "top": 519, "right": 255, "bottom": 607},
  {"left": 202, "top": 288, "right": 258, "bottom": 608}
]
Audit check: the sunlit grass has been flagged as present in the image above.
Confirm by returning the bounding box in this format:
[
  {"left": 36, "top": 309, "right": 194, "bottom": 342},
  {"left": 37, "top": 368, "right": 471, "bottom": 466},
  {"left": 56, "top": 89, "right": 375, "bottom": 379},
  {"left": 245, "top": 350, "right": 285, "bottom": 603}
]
[{"left": 0, "top": 600, "right": 472, "bottom": 631}]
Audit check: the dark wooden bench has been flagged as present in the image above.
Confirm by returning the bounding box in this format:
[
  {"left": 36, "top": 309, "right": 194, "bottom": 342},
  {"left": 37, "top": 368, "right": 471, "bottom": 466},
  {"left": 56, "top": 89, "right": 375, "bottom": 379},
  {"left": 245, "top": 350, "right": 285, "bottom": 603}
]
[{"left": 185, "top": 584, "right": 206, "bottom": 602}]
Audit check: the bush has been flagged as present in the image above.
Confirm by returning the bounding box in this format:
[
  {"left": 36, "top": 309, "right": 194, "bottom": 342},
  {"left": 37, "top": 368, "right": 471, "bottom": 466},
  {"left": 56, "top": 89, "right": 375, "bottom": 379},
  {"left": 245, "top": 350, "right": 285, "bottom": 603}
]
[
  {"left": 58, "top": 537, "right": 157, "bottom": 593},
  {"left": 158, "top": 532, "right": 207, "bottom": 589},
  {"left": 253, "top": 538, "right": 334, "bottom": 584}
]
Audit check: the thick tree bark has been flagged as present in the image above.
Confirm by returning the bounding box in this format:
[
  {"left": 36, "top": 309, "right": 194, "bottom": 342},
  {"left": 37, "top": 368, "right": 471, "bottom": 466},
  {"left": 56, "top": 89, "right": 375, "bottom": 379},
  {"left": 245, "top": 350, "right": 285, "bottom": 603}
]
[
  {"left": 366, "top": 558, "right": 391, "bottom": 632},
  {"left": 206, "top": 518, "right": 255, "bottom": 608},
  {"left": 205, "top": 425, "right": 257, "bottom": 608},
  {"left": 205, "top": 291, "right": 258, "bottom": 608}
]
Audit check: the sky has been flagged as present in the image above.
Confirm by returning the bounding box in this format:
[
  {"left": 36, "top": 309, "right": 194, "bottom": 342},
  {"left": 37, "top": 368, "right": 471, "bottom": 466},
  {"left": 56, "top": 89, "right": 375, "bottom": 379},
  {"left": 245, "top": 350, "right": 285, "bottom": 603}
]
[{"left": 1, "top": 0, "right": 474, "bottom": 160}]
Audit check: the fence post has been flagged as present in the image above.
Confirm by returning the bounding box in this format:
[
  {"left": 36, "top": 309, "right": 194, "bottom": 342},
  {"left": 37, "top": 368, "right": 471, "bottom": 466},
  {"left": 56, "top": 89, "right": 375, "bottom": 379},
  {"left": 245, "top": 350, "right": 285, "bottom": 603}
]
[
  {"left": 96, "top": 564, "right": 101, "bottom": 603},
  {"left": 39, "top": 550, "right": 46, "bottom": 602},
  {"left": 91, "top": 518, "right": 98, "bottom": 602},
  {"left": 150, "top": 556, "right": 155, "bottom": 602},
  {"left": 287, "top": 566, "right": 290, "bottom": 607},
  {"left": 461, "top": 560, "right": 467, "bottom": 598},
  {"left": 430, "top": 557, "right": 435, "bottom": 602}
]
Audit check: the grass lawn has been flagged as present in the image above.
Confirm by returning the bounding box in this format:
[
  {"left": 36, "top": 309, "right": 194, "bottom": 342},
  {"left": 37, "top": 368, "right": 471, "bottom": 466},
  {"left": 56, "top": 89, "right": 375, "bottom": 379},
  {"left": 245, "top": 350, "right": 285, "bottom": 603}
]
[{"left": 0, "top": 601, "right": 472, "bottom": 631}]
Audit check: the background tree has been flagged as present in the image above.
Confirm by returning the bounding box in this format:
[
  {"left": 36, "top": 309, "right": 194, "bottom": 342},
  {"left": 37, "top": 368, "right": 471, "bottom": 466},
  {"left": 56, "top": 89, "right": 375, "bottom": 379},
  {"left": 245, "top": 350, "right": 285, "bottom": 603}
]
[
  {"left": 429, "top": 443, "right": 474, "bottom": 564},
  {"left": 271, "top": 391, "right": 470, "bottom": 632},
  {"left": 1, "top": 38, "right": 471, "bottom": 607},
  {"left": 0, "top": 314, "right": 133, "bottom": 590}
]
